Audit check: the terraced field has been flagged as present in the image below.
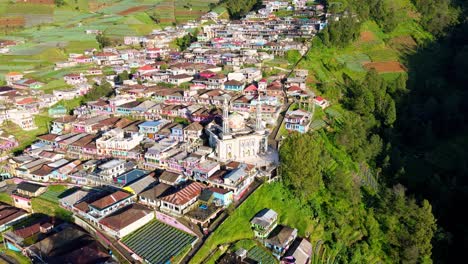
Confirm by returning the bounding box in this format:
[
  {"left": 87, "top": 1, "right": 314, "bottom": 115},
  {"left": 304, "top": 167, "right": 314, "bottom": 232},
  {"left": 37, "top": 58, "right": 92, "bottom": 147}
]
[
  {"left": 150, "top": 0, "right": 219, "bottom": 25},
  {"left": 248, "top": 246, "right": 277, "bottom": 264},
  {"left": 122, "top": 220, "right": 197, "bottom": 264}
]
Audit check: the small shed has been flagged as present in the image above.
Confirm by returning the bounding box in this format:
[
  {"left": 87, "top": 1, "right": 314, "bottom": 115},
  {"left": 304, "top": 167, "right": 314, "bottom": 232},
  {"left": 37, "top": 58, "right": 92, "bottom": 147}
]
[{"left": 48, "top": 105, "right": 67, "bottom": 117}]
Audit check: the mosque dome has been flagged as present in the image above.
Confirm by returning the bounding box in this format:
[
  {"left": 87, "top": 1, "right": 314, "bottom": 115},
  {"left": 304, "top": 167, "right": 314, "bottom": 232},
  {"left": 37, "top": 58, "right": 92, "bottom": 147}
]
[{"left": 228, "top": 112, "right": 246, "bottom": 130}]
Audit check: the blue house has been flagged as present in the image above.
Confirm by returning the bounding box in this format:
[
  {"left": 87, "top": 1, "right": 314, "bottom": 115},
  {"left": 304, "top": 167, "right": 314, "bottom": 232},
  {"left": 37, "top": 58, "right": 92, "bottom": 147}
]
[
  {"left": 223, "top": 80, "right": 244, "bottom": 92},
  {"left": 139, "top": 120, "right": 168, "bottom": 139},
  {"left": 170, "top": 124, "right": 184, "bottom": 142},
  {"left": 116, "top": 101, "right": 140, "bottom": 116},
  {"left": 209, "top": 187, "right": 233, "bottom": 207}
]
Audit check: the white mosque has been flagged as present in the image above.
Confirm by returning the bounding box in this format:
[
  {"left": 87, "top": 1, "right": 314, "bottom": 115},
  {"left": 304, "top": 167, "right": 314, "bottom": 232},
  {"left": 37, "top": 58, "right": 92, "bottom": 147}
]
[{"left": 206, "top": 97, "right": 269, "bottom": 162}]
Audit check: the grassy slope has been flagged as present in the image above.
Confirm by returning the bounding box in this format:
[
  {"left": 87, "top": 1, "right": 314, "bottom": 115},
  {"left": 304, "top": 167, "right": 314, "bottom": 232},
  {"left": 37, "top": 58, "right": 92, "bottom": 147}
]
[{"left": 190, "top": 183, "right": 317, "bottom": 264}]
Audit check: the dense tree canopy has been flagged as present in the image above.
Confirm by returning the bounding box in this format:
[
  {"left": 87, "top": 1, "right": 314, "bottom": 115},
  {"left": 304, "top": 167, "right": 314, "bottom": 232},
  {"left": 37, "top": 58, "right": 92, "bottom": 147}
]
[
  {"left": 219, "top": 0, "right": 261, "bottom": 19},
  {"left": 84, "top": 80, "right": 114, "bottom": 101},
  {"left": 96, "top": 34, "right": 111, "bottom": 49}
]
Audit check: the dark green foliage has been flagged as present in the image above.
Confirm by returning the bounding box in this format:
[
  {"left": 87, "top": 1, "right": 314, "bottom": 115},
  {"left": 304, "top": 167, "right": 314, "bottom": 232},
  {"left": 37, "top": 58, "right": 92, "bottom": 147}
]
[
  {"left": 176, "top": 33, "right": 198, "bottom": 51},
  {"left": 223, "top": 0, "right": 261, "bottom": 19},
  {"left": 84, "top": 80, "right": 114, "bottom": 101},
  {"left": 54, "top": 0, "right": 65, "bottom": 7},
  {"left": 320, "top": 15, "right": 361, "bottom": 47},
  {"left": 279, "top": 131, "right": 436, "bottom": 263},
  {"left": 174, "top": 117, "right": 190, "bottom": 125},
  {"left": 388, "top": 3, "right": 468, "bottom": 261},
  {"left": 115, "top": 70, "right": 130, "bottom": 84},
  {"left": 279, "top": 133, "right": 327, "bottom": 199},
  {"left": 96, "top": 34, "right": 111, "bottom": 49},
  {"left": 413, "top": 0, "right": 459, "bottom": 36}
]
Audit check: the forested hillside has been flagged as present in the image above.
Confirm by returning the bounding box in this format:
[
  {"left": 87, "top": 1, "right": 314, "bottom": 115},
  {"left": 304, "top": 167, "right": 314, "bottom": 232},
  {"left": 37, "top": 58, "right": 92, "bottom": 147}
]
[{"left": 279, "top": 0, "right": 467, "bottom": 263}]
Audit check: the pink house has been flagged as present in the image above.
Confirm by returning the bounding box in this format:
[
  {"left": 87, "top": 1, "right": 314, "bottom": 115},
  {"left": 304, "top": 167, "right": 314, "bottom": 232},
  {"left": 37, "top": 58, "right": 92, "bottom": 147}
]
[{"left": 73, "top": 56, "right": 93, "bottom": 64}]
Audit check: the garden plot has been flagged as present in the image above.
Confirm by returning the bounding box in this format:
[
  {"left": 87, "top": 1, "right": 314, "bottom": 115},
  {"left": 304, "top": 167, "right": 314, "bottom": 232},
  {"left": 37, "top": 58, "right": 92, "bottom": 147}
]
[
  {"left": 122, "top": 220, "right": 197, "bottom": 264},
  {"left": 248, "top": 246, "right": 277, "bottom": 264}
]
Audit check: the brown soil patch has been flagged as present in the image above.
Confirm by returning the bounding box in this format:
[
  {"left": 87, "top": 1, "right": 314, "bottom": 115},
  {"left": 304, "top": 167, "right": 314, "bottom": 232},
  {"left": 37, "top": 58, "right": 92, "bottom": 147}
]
[
  {"left": 160, "top": 18, "right": 175, "bottom": 23},
  {"left": 360, "top": 31, "right": 376, "bottom": 42},
  {"left": 363, "top": 61, "right": 407, "bottom": 73},
  {"left": 118, "top": 5, "right": 150, "bottom": 15},
  {"left": 407, "top": 10, "right": 420, "bottom": 19},
  {"left": 388, "top": 35, "right": 417, "bottom": 52},
  {"left": 89, "top": 2, "right": 112, "bottom": 12},
  {"left": 0, "top": 16, "right": 26, "bottom": 27}
]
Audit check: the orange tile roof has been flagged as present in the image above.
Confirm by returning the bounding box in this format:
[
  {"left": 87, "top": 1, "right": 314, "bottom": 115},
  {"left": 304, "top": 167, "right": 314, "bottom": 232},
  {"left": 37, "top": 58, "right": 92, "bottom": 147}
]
[
  {"left": 90, "top": 191, "right": 131, "bottom": 210},
  {"left": 161, "top": 181, "right": 206, "bottom": 206}
]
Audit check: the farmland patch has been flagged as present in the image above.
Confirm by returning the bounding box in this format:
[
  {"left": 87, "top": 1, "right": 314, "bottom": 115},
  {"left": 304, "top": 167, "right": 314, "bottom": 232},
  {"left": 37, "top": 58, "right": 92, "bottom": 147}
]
[
  {"left": 122, "top": 220, "right": 197, "bottom": 264},
  {"left": 363, "top": 61, "right": 406, "bottom": 73}
]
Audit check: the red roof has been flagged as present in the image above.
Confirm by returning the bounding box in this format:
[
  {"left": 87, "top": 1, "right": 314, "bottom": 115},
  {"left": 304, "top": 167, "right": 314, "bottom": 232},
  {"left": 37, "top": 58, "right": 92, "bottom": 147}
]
[
  {"left": 16, "top": 97, "right": 36, "bottom": 105},
  {"left": 161, "top": 181, "right": 206, "bottom": 206},
  {"left": 38, "top": 134, "right": 59, "bottom": 142},
  {"left": 259, "top": 79, "right": 267, "bottom": 83},
  {"left": 90, "top": 191, "right": 131, "bottom": 210},
  {"left": 139, "top": 65, "right": 156, "bottom": 71},
  {"left": 287, "top": 85, "right": 302, "bottom": 92},
  {"left": 244, "top": 84, "right": 258, "bottom": 92},
  {"left": 315, "top": 96, "right": 324, "bottom": 102}
]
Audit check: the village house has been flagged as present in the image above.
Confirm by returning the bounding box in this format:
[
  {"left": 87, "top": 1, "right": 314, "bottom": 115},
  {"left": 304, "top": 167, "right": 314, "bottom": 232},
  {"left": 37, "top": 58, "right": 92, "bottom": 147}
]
[
  {"left": 281, "top": 238, "right": 313, "bottom": 264},
  {"left": 138, "top": 182, "right": 172, "bottom": 208},
  {"left": 5, "top": 72, "right": 23, "bottom": 85},
  {"left": 223, "top": 80, "right": 245, "bottom": 92},
  {"left": 12, "top": 79, "right": 43, "bottom": 90},
  {"left": 64, "top": 73, "right": 87, "bottom": 85},
  {"left": 0, "top": 203, "right": 28, "bottom": 232},
  {"left": 86, "top": 190, "right": 134, "bottom": 223},
  {"left": 313, "top": 96, "right": 330, "bottom": 109},
  {"left": 5, "top": 109, "right": 37, "bottom": 130},
  {"left": 11, "top": 182, "right": 47, "bottom": 211},
  {"left": 160, "top": 181, "right": 206, "bottom": 216},
  {"left": 265, "top": 225, "right": 298, "bottom": 258},
  {"left": 168, "top": 74, "right": 194, "bottom": 86},
  {"left": 96, "top": 128, "right": 144, "bottom": 159},
  {"left": 251, "top": 208, "right": 278, "bottom": 239},
  {"left": 99, "top": 204, "right": 154, "bottom": 239},
  {"left": 284, "top": 109, "right": 312, "bottom": 133},
  {"left": 97, "top": 159, "right": 127, "bottom": 181}
]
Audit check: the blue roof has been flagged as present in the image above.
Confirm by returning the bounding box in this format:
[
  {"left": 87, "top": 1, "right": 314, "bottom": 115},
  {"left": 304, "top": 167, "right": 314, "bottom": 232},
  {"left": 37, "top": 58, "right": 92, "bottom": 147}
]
[
  {"left": 224, "top": 165, "right": 247, "bottom": 182},
  {"left": 139, "top": 121, "right": 163, "bottom": 127},
  {"left": 115, "top": 169, "right": 148, "bottom": 184}
]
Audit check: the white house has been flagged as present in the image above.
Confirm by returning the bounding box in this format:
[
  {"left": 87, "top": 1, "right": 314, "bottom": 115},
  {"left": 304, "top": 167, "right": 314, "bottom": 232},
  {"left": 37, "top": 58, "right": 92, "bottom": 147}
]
[{"left": 99, "top": 204, "right": 154, "bottom": 238}]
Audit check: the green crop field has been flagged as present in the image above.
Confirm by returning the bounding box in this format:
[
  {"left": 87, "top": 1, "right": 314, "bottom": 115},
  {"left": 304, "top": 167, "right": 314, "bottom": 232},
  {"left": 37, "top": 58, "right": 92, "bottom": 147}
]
[
  {"left": 122, "top": 220, "right": 197, "bottom": 264},
  {"left": 248, "top": 246, "right": 277, "bottom": 264}
]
